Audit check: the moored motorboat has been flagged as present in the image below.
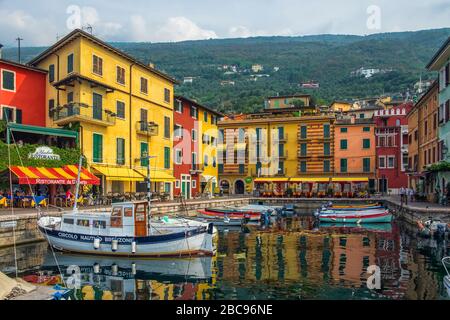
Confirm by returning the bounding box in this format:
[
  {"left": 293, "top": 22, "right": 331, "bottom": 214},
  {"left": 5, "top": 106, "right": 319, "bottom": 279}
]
[
  {"left": 329, "top": 203, "right": 380, "bottom": 209},
  {"left": 38, "top": 200, "right": 214, "bottom": 257},
  {"left": 317, "top": 208, "right": 392, "bottom": 223}
]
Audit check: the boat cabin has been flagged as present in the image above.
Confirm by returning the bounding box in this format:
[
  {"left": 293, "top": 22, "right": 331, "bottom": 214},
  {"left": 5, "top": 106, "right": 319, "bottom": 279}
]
[{"left": 60, "top": 201, "right": 149, "bottom": 237}]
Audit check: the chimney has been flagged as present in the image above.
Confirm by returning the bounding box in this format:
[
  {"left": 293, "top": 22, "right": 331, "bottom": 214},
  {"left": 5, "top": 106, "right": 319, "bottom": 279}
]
[{"left": 0, "top": 44, "right": 3, "bottom": 59}]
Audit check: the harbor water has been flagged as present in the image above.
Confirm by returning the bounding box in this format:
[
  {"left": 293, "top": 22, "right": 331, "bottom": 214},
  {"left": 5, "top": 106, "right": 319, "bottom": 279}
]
[{"left": 1, "top": 215, "right": 449, "bottom": 300}]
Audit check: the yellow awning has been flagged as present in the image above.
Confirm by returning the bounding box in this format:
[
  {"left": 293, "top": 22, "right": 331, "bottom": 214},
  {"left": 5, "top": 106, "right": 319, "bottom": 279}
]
[
  {"left": 332, "top": 177, "right": 369, "bottom": 182},
  {"left": 91, "top": 166, "right": 145, "bottom": 182},
  {"left": 290, "top": 177, "right": 330, "bottom": 182},
  {"left": 135, "top": 169, "right": 176, "bottom": 182},
  {"left": 254, "top": 177, "right": 289, "bottom": 183}
]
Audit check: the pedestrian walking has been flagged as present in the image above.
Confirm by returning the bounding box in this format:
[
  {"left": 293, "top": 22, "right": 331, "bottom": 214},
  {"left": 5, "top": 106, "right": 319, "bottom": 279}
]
[{"left": 399, "top": 187, "right": 405, "bottom": 207}]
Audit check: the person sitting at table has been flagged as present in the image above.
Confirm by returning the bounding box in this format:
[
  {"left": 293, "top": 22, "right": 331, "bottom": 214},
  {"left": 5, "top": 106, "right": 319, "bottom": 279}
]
[{"left": 65, "top": 188, "right": 74, "bottom": 206}]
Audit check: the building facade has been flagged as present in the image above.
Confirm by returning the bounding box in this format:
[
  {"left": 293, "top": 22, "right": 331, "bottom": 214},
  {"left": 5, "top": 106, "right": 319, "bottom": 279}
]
[
  {"left": 218, "top": 97, "right": 336, "bottom": 196},
  {"left": 173, "top": 96, "right": 222, "bottom": 199},
  {"left": 374, "top": 103, "right": 413, "bottom": 194},
  {"left": 0, "top": 59, "right": 47, "bottom": 126},
  {"left": 29, "top": 29, "right": 177, "bottom": 196},
  {"left": 407, "top": 81, "right": 440, "bottom": 200},
  {"left": 333, "top": 117, "right": 376, "bottom": 195},
  {"left": 426, "top": 37, "right": 450, "bottom": 196}
]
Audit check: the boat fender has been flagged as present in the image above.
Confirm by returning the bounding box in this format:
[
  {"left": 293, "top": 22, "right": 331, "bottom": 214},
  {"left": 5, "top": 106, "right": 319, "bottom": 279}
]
[
  {"left": 112, "top": 264, "right": 118, "bottom": 276},
  {"left": 314, "top": 210, "right": 320, "bottom": 217},
  {"left": 131, "top": 241, "right": 137, "bottom": 254},
  {"left": 93, "top": 263, "right": 100, "bottom": 274},
  {"left": 207, "top": 223, "right": 214, "bottom": 235},
  {"left": 131, "top": 263, "right": 136, "bottom": 275},
  {"left": 111, "top": 239, "right": 118, "bottom": 252},
  {"left": 93, "top": 238, "right": 100, "bottom": 250}
]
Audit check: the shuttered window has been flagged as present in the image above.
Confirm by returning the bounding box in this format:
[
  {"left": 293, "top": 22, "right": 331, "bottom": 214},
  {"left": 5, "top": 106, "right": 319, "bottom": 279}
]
[
  {"left": 300, "top": 161, "right": 307, "bottom": 172},
  {"left": 116, "top": 138, "right": 125, "bottom": 165},
  {"left": 164, "top": 147, "right": 170, "bottom": 169},
  {"left": 324, "top": 142, "right": 330, "bottom": 156},
  {"left": 300, "top": 143, "right": 307, "bottom": 156},
  {"left": 116, "top": 101, "right": 125, "bottom": 119},
  {"left": 48, "top": 65, "right": 55, "bottom": 83},
  {"left": 164, "top": 88, "right": 170, "bottom": 103},
  {"left": 340, "top": 139, "right": 348, "bottom": 150},
  {"left": 164, "top": 116, "right": 170, "bottom": 138},
  {"left": 323, "top": 160, "right": 330, "bottom": 172},
  {"left": 363, "top": 158, "right": 371, "bottom": 172},
  {"left": 116, "top": 66, "right": 125, "bottom": 85},
  {"left": 140, "top": 77, "right": 148, "bottom": 94},
  {"left": 93, "top": 134, "right": 103, "bottom": 163},
  {"left": 323, "top": 124, "right": 330, "bottom": 138},
  {"left": 67, "top": 54, "right": 74, "bottom": 73},
  {"left": 340, "top": 158, "right": 347, "bottom": 173},
  {"left": 300, "top": 126, "right": 307, "bottom": 139},
  {"left": 1, "top": 70, "right": 15, "bottom": 91},
  {"left": 140, "top": 143, "right": 148, "bottom": 167},
  {"left": 363, "top": 138, "right": 371, "bottom": 149},
  {"left": 93, "top": 55, "right": 103, "bottom": 75}
]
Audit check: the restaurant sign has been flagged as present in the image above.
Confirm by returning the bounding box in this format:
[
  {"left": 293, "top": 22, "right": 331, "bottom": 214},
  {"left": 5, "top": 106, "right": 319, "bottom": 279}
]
[{"left": 28, "top": 146, "right": 61, "bottom": 161}]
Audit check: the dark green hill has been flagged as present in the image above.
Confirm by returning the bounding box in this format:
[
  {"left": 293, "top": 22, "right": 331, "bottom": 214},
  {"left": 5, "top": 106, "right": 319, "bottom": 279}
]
[{"left": 3, "top": 28, "right": 449, "bottom": 113}]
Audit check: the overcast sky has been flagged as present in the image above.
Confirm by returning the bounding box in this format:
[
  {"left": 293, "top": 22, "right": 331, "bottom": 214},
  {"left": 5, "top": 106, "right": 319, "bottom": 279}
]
[{"left": 0, "top": 0, "right": 449, "bottom": 46}]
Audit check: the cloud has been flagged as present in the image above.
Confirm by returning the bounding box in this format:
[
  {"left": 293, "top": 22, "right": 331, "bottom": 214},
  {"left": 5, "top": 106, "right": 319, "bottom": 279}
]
[
  {"left": 228, "top": 26, "right": 253, "bottom": 38},
  {"left": 228, "top": 25, "right": 295, "bottom": 38},
  {"left": 0, "top": 9, "right": 57, "bottom": 45}
]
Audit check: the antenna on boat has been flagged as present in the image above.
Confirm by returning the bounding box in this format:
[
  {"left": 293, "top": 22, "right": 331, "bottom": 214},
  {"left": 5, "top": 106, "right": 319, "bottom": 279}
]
[
  {"left": 141, "top": 152, "right": 156, "bottom": 233},
  {"left": 73, "top": 154, "right": 84, "bottom": 212}
]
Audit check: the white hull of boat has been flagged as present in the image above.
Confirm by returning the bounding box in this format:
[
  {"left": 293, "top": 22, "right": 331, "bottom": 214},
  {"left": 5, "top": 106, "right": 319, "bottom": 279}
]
[{"left": 38, "top": 217, "right": 214, "bottom": 257}]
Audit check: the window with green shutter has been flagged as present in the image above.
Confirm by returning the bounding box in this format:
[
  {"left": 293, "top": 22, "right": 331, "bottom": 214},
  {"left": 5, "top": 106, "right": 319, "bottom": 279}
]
[
  {"left": 340, "top": 127, "right": 348, "bottom": 133},
  {"left": 278, "top": 127, "right": 284, "bottom": 140},
  {"left": 300, "top": 143, "right": 307, "bottom": 156},
  {"left": 239, "top": 164, "right": 245, "bottom": 174},
  {"left": 323, "top": 160, "right": 330, "bottom": 172},
  {"left": 140, "top": 142, "right": 148, "bottom": 167},
  {"left": 164, "top": 147, "right": 170, "bottom": 169},
  {"left": 324, "top": 142, "right": 330, "bottom": 156},
  {"left": 15, "top": 109, "right": 22, "bottom": 124},
  {"left": 363, "top": 139, "right": 370, "bottom": 149},
  {"left": 67, "top": 54, "right": 74, "bottom": 73},
  {"left": 340, "top": 158, "right": 347, "bottom": 173},
  {"left": 93, "top": 93, "right": 102, "bottom": 120},
  {"left": 279, "top": 143, "right": 285, "bottom": 157},
  {"left": 218, "top": 164, "right": 224, "bottom": 174},
  {"left": 1, "top": 70, "right": 15, "bottom": 91},
  {"left": 300, "top": 161, "right": 307, "bottom": 172},
  {"left": 300, "top": 126, "right": 307, "bottom": 139},
  {"left": 49, "top": 64, "right": 55, "bottom": 83},
  {"left": 93, "top": 133, "right": 103, "bottom": 163},
  {"left": 363, "top": 158, "right": 370, "bottom": 172},
  {"left": 323, "top": 124, "right": 330, "bottom": 138},
  {"left": 363, "top": 127, "right": 370, "bottom": 132},
  {"left": 116, "top": 138, "right": 125, "bottom": 165},
  {"left": 340, "top": 139, "right": 348, "bottom": 150}
]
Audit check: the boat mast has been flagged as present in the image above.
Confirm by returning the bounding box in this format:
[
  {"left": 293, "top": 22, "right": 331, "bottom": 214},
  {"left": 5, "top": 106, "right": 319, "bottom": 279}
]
[{"left": 73, "top": 154, "right": 83, "bottom": 212}]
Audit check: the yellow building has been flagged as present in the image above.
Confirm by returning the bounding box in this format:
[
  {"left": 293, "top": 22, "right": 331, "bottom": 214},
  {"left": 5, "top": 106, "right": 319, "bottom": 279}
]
[
  {"left": 218, "top": 97, "right": 335, "bottom": 195},
  {"left": 29, "top": 29, "right": 177, "bottom": 196}
]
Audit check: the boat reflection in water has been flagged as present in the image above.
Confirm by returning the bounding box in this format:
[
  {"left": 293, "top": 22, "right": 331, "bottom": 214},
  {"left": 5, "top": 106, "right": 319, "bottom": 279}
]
[{"left": 39, "top": 252, "right": 216, "bottom": 300}]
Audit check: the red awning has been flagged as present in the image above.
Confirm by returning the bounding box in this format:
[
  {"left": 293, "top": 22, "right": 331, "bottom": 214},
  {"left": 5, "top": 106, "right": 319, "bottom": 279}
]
[{"left": 9, "top": 165, "right": 100, "bottom": 185}]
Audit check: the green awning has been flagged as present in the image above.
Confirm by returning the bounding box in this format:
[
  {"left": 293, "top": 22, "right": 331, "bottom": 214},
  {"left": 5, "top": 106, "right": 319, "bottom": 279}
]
[{"left": 7, "top": 123, "right": 78, "bottom": 139}]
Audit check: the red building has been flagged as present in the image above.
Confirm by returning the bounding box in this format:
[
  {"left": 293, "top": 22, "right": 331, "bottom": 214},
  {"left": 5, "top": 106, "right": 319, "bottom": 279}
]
[
  {"left": 374, "top": 102, "right": 413, "bottom": 194},
  {"left": 173, "top": 96, "right": 223, "bottom": 199},
  {"left": 0, "top": 59, "right": 47, "bottom": 126}
]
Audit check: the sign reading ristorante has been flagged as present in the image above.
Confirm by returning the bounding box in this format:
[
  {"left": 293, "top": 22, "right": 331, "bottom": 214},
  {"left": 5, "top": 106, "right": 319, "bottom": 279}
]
[{"left": 28, "top": 146, "right": 61, "bottom": 161}]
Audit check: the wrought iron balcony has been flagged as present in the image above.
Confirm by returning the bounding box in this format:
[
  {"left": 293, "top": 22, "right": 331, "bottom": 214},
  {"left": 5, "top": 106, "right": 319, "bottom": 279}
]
[
  {"left": 52, "top": 102, "right": 116, "bottom": 126},
  {"left": 189, "top": 163, "right": 204, "bottom": 174},
  {"left": 136, "top": 121, "right": 159, "bottom": 136}
]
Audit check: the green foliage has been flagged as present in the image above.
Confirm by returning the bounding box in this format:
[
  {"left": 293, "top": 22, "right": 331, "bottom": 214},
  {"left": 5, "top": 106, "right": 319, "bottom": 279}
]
[
  {"left": 292, "top": 99, "right": 305, "bottom": 107},
  {"left": 4, "top": 28, "right": 450, "bottom": 114},
  {"left": 0, "top": 141, "right": 82, "bottom": 172},
  {"left": 428, "top": 161, "right": 450, "bottom": 172}
]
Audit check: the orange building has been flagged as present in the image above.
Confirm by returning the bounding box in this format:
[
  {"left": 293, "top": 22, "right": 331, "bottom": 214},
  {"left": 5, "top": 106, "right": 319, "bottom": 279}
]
[{"left": 333, "top": 117, "right": 376, "bottom": 195}]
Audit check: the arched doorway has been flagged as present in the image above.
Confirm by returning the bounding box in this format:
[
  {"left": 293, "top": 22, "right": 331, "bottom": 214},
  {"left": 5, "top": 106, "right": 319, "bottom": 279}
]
[
  {"left": 220, "top": 180, "right": 230, "bottom": 195},
  {"left": 234, "top": 180, "right": 245, "bottom": 195}
]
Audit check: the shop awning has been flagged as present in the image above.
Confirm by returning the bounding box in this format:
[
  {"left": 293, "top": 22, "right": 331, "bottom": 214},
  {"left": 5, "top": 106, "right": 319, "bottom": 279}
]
[
  {"left": 91, "top": 166, "right": 145, "bottom": 182},
  {"left": 134, "top": 169, "right": 176, "bottom": 182},
  {"left": 290, "top": 177, "right": 330, "bottom": 182},
  {"left": 331, "top": 177, "right": 369, "bottom": 182},
  {"left": 9, "top": 165, "right": 100, "bottom": 185},
  {"left": 254, "top": 177, "right": 289, "bottom": 183}
]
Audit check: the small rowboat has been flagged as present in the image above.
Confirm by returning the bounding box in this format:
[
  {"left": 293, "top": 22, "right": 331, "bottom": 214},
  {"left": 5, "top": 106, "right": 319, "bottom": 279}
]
[
  {"left": 318, "top": 209, "right": 392, "bottom": 223},
  {"left": 324, "top": 205, "right": 384, "bottom": 211},
  {"left": 198, "top": 209, "right": 261, "bottom": 221}
]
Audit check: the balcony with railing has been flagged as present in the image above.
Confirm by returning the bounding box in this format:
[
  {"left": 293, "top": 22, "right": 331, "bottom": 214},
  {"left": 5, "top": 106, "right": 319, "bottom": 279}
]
[
  {"left": 52, "top": 102, "right": 116, "bottom": 126},
  {"left": 136, "top": 121, "right": 159, "bottom": 136},
  {"left": 189, "top": 163, "right": 204, "bottom": 174}
]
